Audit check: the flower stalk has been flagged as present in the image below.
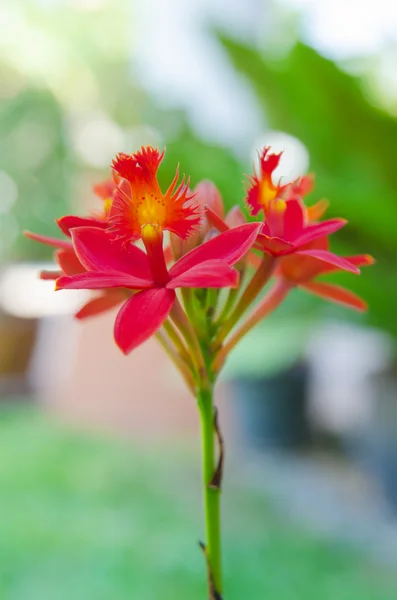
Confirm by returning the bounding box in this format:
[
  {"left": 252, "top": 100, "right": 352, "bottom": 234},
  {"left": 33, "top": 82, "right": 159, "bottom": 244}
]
[{"left": 198, "top": 386, "right": 223, "bottom": 598}]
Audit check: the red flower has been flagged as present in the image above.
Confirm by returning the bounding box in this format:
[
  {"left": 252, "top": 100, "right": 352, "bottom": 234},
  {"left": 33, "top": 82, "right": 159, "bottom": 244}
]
[
  {"left": 110, "top": 146, "right": 201, "bottom": 245},
  {"left": 56, "top": 223, "right": 261, "bottom": 353},
  {"left": 277, "top": 237, "right": 374, "bottom": 310}
]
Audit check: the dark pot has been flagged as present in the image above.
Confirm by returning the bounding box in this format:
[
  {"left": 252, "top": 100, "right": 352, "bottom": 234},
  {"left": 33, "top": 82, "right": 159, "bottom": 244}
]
[{"left": 230, "top": 362, "right": 310, "bottom": 451}]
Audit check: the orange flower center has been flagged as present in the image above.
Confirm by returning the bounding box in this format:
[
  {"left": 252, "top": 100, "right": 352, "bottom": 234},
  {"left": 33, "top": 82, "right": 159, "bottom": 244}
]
[{"left": 259, "top": 176, "right": 279, "bottom": 209}]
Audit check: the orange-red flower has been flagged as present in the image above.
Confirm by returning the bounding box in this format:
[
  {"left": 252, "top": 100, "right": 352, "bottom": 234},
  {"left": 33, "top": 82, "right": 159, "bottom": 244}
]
[{"left": 110, "top": 147, "right": 201, "bottom": 245}]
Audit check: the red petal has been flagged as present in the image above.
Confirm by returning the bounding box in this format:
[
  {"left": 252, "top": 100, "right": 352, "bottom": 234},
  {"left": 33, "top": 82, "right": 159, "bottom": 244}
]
[
  {"left": 57, "top": 215, "right": 107, "bottom": 236},
  {"left": 56, "top": 271, "right": 153, "bottom": 290},
  {"left": 114, "top": 288, "right": 175, "bottom": 354},
  {"left": 204, "top": 205, "right": 229, "bottom": 232},
  {"left": 300, "top": 281, "right": 367, "bottom": 311},
  {"left": 168, "top": 260, "right": 239, "bottom": 289},
  {"left": 93, "top": 179, "right": 116, "bottom": 200},
  {"left": 296, "top": 249, "right": 360, "bottom": 274},
  {"left": 40, "top": 270, "right": 62, "bottom": 280},
  {"left": 257, "top": 234, "right": 295, "bottom": 255},
  {"left": 259, "top": 147, "right": 282, "bottom": 176},
  {"left": 75, "top": 291, "right": 125, "bottom": 319},
  {"left": 24, "top": 230, "right": 72, "bottom": 250},
  {"left": 283, "top": 198, "right": 305, "bottom": 240},
  {"left": 170, "top": 222, "right": 261, "bottom": 277},
  {"left": 294, "top": 218, "right": 347, "bottom": 246},
  {"left": 71, "top": 227, "right": 152, "bottom": 280},
  {"left": 314, "top": 253, "right": 375, "bottom": 276},
  {"left": 112, "top": 147, "right": 164, "bottom": 184},
  {"left": 55, "top": 248, "right": 85, "bottom": 275}
]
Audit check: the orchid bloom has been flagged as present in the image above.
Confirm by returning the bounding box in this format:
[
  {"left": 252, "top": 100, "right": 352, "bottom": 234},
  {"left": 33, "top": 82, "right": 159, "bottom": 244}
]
[
  {"left": 56, "top": 223, "right": 260, "bottom": 354},
  {"left": 26, "top": 144, "right": 373, "bottom": 600}
]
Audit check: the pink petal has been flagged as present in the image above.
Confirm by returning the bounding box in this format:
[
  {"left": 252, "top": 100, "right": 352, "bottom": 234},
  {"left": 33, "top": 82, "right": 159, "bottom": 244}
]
[
  {"left": 56, "top": 271, "right": 153, "bottom": 291},
  {"left": 294, "top": 218, "right": 347, "bottom": 246},
  {"left": 296, "top": 249, "right": 360, "bottom": 274},
  {"left": 168, "top": 260, "right": 239, "bottom": 289},
  {"left": 170, "top": 222, "right": 261, "bottom": 277},
  {"left": 300, "top": 281, "right": 367, "bottom": 311},
  {"left": 75, "top": 291, "right": 126, "bottom": 319},
  {"left": 57, "top": 215, "right": 108, "bottom": 236},
  {"left": 114, "top": 288, "right": 176, "bottom": 354},
  {"left": 282, "top": 198, "right": 305, "bottom": 240},
  {"left": 224, "top": 206, "right": 247, "bottom": 228},
  {"left": 71, "top": 227, "right": 152, "bottom": 280},
  {"left": 24, "top": 230, "right": 72, "bottom": 250}
]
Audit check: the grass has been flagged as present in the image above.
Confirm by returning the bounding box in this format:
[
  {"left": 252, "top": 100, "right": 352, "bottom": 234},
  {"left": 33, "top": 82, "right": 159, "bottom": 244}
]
[{"left": 0, "top": 405, "right": 396, "bottom": 600}]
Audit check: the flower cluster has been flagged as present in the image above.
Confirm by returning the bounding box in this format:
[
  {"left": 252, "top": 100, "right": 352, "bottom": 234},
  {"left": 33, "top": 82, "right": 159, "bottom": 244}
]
[{"left": 26, "top": 145, "right": 373, "bottom": 392}]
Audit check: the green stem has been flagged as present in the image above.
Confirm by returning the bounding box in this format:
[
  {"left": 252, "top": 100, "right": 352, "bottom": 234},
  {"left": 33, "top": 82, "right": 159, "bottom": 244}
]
[{"left": 198, "top": 386, "right": 222, "bottom": 597}]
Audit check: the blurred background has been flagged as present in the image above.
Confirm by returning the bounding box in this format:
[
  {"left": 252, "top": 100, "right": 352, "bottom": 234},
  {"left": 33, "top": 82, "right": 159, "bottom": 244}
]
[{"left": 1, "top": 0, "right": 397, "bottom": 598}]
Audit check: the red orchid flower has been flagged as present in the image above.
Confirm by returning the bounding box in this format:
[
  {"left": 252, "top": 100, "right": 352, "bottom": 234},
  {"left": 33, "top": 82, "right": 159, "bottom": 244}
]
[
  {"left": 277, "top": 237, "right": 374, "bottom": 310},
  {"left": 56, "top": 223, "right": 261, "bottom": 354},
  {"left": 206, "top": 148, "right": 354, "bottom": 273}
]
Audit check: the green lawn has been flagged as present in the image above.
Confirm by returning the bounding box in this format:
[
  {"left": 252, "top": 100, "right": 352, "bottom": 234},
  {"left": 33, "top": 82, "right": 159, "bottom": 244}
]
[{"left": 0, "top": 405, "right": 395, "bottom": 600}]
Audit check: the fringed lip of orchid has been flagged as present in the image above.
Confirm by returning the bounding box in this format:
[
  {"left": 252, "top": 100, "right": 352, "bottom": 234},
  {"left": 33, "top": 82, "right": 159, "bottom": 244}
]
[{"left": 109, "top": 146, "right": 201, "bottom": 246}]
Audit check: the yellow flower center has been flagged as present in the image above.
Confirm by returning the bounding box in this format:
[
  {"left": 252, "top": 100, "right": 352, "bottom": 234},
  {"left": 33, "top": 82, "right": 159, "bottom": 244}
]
[{"left": 137, "top": 193, "right": 167, "bottom": 230}]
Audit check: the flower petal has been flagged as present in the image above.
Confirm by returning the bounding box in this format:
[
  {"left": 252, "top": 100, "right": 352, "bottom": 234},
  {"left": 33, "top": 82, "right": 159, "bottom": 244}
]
[
  {"left": 225, "top": 206, "right": 247, "bottom": 228},
  {"left": 283, "top": 198, "right": 305, "bottom": 240},
  {"left": 296, "top": 249, "right": 360, "bottom": 274},
  {"left": 24, "top": 230, "right": 72, "bottom": 250},
  {"left": 75, "top": 291, "right": 126, "bottom": 320},
  {"left": 170, "top": 222, "right": 261, "bottom": 277},
  {"left": 307, "top": 198, "right": 329, "bottom": 222},
  {"left": 57, "top": 215, "right": 108, "bottom": 236},
  {"left": 114, "top": 288, "right": 175, "bottom": 354},
  {"left": 312, "top": 253, "right": 375, "bottom": 276},
  {"left": 56, "top": 271, "right": 153, "bottom": 291},
  {"left": 257, "top": 233, "right": 295, "bottom": 256},
  {"left": 300, "top": 281, "right": 367, "bottom": 311},
  {"left": 40, "top": 270, "right": 62, "bottom": 280},
  {"left": 55, "top": 248, "right": 85, "bottom": 275},
  {"left": 71, "top": 227, "right": 152, "bottom": 280},
  {"left": 294, "top": 218, "right": 347, "bottom": 246},
  {"left": 168, "top": 260, "right": 239, "bottom": 289},
  {"left": 205, "top": 205, "right": 229, "bottom": 233}
]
